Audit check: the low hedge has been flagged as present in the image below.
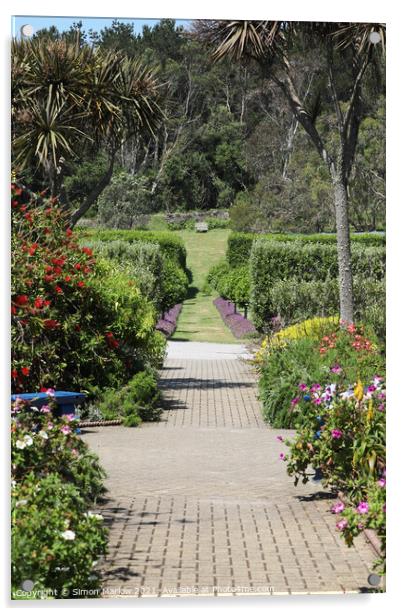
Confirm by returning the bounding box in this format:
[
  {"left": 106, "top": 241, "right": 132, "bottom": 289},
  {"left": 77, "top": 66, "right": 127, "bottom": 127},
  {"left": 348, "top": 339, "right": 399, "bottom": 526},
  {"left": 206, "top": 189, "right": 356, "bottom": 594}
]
[
  {"left": 250, "top": 240, "right": 386, "bottom": 330},
  {"left": 83, "top": 229, "right": 187, "bottom": 270},
  {"left": 228, "top": 231, "right": 386, "bottom": 267},
  {"left": 207, "top": 261, "right": 250, "bottom": 307}
]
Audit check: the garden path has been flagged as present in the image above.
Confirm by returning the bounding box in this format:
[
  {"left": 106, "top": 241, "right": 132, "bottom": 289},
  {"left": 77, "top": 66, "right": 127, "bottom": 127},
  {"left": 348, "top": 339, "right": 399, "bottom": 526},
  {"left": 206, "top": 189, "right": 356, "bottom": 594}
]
[{"left": 82, "top": 341, "right": 377, "bottom": 597}]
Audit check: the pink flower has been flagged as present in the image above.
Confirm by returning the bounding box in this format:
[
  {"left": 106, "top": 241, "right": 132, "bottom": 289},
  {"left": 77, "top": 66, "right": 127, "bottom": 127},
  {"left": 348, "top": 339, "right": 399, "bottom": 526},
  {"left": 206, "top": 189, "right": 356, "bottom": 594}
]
[
  {"left": 378, "top": 403, "right": 385, "bottom": 411},
  {"left": 41, "top": 405, "right": 51, "bottom": 414},
  {"left": 61, "top": 425, "right": 72, "bottom": 435},
  {"left": 298, "top": 383, "right": 308, "bottom": 392},
  {"left": 330, "top": 364, "right": 342, "bottom": 374},
  {"left": 46, "top": 388, "right": 55, "bottom": 397},
  {"left": 313, "top": 397, "right": 322, "bottom": 405},
  {"left": 71, "top": 448, "right": 79, "bottom": 457},
  {"left": 356, "top": 501, "right": 369, "bottom": 514},
  {"left": 331, "top": 429, "right": 343, "bottom": 439},
  {"left": 64, "top": 414, "right": 75, "bottom": 422},
  {"left": 331, "top": 502, "right": 345, "bottom": 514},
  {"left": 279, "top": 453, "right": 285, "bottom": 461},
  {"left": 291, "top": 397, "right": 300, "bottom": 406},
  {"left": 336, "top": 519, "right": 348, "bottom": 531},
  {"left": 47, "top": 422, "right": 54, "bottom": 429},
  {"left": 276, "top": 436, "right": 284, "bottom": 442},
  {"left": 378, "top": 478, "right": 386, "bottom": 488},
  {"left": 310, "top": 384, "right": 322, "bottom": 393}
]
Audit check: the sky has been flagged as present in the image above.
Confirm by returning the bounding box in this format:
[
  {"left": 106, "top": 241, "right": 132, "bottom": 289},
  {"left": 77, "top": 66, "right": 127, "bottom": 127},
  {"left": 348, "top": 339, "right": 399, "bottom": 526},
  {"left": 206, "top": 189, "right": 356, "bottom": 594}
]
[{"left": 11, "top": 16, "right": 191, "bottom": 38}]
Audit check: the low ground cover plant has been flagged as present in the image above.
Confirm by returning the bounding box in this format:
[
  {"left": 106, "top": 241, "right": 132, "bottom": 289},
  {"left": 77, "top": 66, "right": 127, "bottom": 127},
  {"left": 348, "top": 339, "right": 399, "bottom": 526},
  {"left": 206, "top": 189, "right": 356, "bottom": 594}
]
[{"left": 213, "top": 297, "right": 257, "bottom": 338}]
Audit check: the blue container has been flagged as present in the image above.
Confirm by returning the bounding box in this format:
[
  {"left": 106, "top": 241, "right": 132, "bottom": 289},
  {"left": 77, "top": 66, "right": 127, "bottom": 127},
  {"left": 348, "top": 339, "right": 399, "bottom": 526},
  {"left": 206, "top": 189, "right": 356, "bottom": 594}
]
[{"left": 11, "top": 391, "right": 85, "bottom": 418}]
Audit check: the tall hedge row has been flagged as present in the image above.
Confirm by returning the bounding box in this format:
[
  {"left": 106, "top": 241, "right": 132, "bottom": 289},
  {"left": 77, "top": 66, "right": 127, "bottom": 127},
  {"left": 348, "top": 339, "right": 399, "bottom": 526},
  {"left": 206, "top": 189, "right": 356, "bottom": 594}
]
[
  {"left": 250, "top": 239, "right": 386, "bottom": 330},
  {"left": 83, "top": 229, "right": 187, "bottom": 270},
  {"left": 228, "top": 231, "right": 386, "bottom": 267}
]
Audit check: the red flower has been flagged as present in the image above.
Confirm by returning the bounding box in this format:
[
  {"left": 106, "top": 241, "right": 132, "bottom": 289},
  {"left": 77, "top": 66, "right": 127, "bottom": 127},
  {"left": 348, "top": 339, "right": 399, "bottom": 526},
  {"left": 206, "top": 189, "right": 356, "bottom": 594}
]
[
  {"left": 34, "top": 297, "right": 44, "bottom": 309},
  {"left": 45, "top": 265, "right": 53, "bottom": 273},
  {"left": 44, "top": 300, "right": 51, "bottom": 307},
  {"left": 28, "top": 243, "right": 39, "bottom": 256},
  {"left": 21, "top": 367, "right": 30, "bottom": 376},
  {"left": 11, "top": 369, "right": 18, "bottom": 379},
  {"left": 13, "top": 187, "right": 23, "bottom": 196},
  {"left": 82, "top": 247, "right": 93, "bottom": 256},
  {"left": 53, "top": 266, "right": 62, "bottom": 275},
  {"left": 55, "top": 286, "right": 63, "bottom": 294},
  {"left": 66, "top": 228, "right": 73, "bottom": 237},
  {"left": 74, "top": 263, "right": 81, "bottom": 271},
  {"left": 44, "top": 274, "right": 54, "bottom": 283},
  {"left": 15, "top": 295, "right": 29, "bottom": 306},
  {"left": 83, "top": 266, "right": 91, "bottom": 274},
  {"left": 11, "top": 305, "right": 17, "bottom": 315},
  {"left": 11, "top": 199, "right": 19, "bottom": 208},
  {"left": 64, "top": 275, "right": 72, "bottom": 283},
  {"left": 52, "top": 257, "right": 66, "bottom": 267},
  {"left": 77, "top": 281, "right": 85, "bottom": 288},
  {"left": 44, "top": 319, "right": 60, "bottom": 329}
]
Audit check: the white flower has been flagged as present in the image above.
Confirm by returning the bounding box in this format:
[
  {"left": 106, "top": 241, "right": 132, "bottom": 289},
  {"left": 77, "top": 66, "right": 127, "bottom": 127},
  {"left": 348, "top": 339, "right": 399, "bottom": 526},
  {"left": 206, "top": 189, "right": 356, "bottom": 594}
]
[
  {"left": 11, "top": 480, "right": 16, "bottom": 489},
  {"left": 61, "top": 530, "right": 76, "bottom": 541},
  {"left": 85, "top": 512, "right": 103, "bottom": 521},
  {"left": 15, "top": 499, "right": 28, "bottom": 507},
  {"left": 23, "top": 435, "right": 33, "bottom": 446},
  {"left": 15, "top": 440, "right": 26, "bottom": 450},
  {"left": 38, "top": 431, "right": 48, "bottom": 440}
]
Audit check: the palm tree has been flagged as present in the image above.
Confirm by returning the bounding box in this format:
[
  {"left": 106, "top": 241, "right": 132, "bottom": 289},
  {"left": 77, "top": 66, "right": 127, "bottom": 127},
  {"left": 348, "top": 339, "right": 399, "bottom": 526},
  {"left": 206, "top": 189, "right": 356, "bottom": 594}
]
[
  {"left": 194, "top": 21, "right": 385, "bottom": 323},
  {"left": 11, "top": 37, "right": 164, "bottom": 226}
]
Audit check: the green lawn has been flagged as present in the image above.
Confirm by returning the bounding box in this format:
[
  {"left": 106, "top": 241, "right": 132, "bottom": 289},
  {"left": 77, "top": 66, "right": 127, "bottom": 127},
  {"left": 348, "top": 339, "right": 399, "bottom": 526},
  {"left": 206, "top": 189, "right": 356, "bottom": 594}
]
[{"left": 171, "top": 229, "right": 237, "bottom": 343}]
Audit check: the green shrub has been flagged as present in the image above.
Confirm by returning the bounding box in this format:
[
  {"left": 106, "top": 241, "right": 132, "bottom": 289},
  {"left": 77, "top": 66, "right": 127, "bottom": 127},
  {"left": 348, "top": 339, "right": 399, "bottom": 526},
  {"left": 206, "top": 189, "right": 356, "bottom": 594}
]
[
  {"left": 84, "top": 229, "right": 187, "bottom": 270},
  {"left": 250, "top": 240, "right": 385, "bottom": 330},
  {"left": 12, "top": 472, "right": 107, "bottom": 598},
  {"left": 11, "top": 186, "right": 165, "bottom": 395},
  {"left": 227, "top": 231, "right": 386, "bottom": 267},
  {"left": 98, "top": 369, "right": 162, "bottom": 425},
  {"left": 11, "top": 398, "right": 108, "bottom": 598},
  {"left": 161, "top": 258, "right": 189, "bottom": 311},
  {"left": 207, "top": 261, "right": 250, "bottom": 306}
]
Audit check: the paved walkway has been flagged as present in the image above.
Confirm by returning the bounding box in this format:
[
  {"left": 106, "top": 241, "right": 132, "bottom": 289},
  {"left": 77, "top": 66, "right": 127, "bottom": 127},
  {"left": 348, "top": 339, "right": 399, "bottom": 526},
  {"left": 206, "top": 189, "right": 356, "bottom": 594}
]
[{"left": 82, "top": 342, "right": 377, "bottom": 597}]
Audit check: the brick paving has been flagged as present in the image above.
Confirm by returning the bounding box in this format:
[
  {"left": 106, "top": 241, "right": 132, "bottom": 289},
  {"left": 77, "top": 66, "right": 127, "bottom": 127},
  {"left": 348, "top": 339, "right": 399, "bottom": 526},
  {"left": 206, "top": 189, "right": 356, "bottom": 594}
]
[{"left": 82, "top": 343, "right": 378, "bottom": 597}]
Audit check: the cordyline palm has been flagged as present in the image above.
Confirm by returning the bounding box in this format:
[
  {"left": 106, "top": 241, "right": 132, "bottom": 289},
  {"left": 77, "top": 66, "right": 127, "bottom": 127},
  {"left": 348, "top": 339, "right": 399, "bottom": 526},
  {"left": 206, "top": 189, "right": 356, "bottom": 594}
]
[
  {"left": 194, "top": 21, "right": 385, "bottom": 323},
  {"left": 11, "top": 37, "right": 164, "bottom": 226}
]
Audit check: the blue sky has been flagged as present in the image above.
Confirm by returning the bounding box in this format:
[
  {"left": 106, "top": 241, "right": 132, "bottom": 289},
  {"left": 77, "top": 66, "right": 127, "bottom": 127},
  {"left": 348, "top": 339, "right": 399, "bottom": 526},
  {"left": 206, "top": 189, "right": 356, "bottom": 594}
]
[{"left": 12, "top": 16, "right": 191, "bottom": 38}]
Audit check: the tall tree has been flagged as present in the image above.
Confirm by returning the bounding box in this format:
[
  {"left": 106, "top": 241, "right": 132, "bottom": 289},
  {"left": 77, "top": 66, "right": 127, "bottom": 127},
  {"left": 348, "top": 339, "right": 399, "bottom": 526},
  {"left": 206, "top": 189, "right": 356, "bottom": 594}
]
[
  {"left": 194, "top": 21, "right": 385, "bottom": 323},
  {"left": 11, "top": 36, "right": 164, "bottom": 226}
]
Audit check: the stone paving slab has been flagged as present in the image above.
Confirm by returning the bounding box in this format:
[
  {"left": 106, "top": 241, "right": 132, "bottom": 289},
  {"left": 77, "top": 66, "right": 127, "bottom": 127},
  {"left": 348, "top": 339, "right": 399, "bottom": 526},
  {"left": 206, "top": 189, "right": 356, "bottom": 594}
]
[{"left": 82, "top": 345, "right": 379, "bottom": 597}]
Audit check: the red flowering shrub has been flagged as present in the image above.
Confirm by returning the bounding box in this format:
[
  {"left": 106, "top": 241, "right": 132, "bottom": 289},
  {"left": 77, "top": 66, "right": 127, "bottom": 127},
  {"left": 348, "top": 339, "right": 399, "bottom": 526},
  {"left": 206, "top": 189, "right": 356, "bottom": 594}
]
[{"left": 11, "top": 184, "right": 165, "bottom": 394}]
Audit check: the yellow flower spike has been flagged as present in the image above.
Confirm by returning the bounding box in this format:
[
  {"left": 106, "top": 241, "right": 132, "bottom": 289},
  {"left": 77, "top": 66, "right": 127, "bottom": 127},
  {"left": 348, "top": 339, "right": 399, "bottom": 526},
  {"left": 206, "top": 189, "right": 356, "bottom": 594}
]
[
  {"left": 366, "top": 399, "right": 374, "bottom": 423},
  {"left": 354, "top": 380, "right": 364, "bottom": 402}
]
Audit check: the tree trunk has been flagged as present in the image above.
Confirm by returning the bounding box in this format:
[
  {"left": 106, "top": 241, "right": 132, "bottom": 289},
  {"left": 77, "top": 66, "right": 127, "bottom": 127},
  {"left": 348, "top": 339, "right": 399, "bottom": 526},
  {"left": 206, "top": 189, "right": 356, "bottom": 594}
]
[{"left": 332, "top": 173, "right": 354, "bottom": 324}]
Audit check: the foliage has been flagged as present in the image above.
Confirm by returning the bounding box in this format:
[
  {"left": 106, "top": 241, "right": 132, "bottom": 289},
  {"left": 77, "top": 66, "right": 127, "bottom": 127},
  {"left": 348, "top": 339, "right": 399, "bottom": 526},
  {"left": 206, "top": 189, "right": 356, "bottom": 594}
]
[
  {"left": 85, "top": 228, "right": 187, "bottom": 269},
  {"left": 97, "top": 171, "right": 155, "bottom": 229},
  {"left": 11, "top": 396, "right": 108, "bottom": 598},
  {"left": 249, "top": 239, "right": 385, "bottom": 330},
  {"left": 11, "top": 397, "right": 106, "bottom": 502},
  {"left": 207, "top": 261, "right": 250, "bottom": 307},
  {"left": 160, "top": 258, "right": 189, "bottom": 313},
  {"left": 11, "top": 185, "right": 165, "bottom": 394},
  {"left": 256, "top": 322, "right": 384, "bottom": 428},
  {"left": 270, "top": 277, "right": 386, "bottom": 341},
  {"left": 227, "top": 231, "right": 385, "bottom": 268},
  {"left": 98, "top": 369, "right": 162, "bottom": 426}
]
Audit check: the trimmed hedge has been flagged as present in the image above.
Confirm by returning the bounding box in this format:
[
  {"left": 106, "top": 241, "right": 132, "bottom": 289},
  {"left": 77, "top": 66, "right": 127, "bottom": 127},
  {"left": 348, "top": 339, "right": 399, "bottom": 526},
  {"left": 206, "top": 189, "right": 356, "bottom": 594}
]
[
  {"left": 270, "top": 277, "right": 385, "bottom": 341},
  {"left": 227, "top": 231, "right": 386, "bottom": 267},
  {"left": 207, "top": 261, "right": 250, "bottom": 307},
  {"left": 250, "top": 240, "right": 386, "bottom": 330},
  {"left": 83, "top": 229, "right": 187, "bottom": 270}
]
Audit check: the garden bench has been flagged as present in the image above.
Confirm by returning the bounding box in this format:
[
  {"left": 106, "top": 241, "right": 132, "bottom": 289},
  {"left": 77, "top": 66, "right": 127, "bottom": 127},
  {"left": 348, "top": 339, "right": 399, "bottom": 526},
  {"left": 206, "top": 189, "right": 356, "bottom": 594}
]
[{"left": 195, "top": 221, "right": 209, "bottom": 232}]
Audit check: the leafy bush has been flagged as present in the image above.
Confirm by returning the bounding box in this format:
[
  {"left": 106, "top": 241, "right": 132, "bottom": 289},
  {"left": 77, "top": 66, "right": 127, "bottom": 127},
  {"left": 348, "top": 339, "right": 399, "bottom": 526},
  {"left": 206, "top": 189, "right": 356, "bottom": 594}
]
[
  {"left": 160, "top": 258, "right": 189, "bottom": 312},
  {"left": 227, "top": 231, "right": 386, "bottom": 267},
  {"left": 97, "top": 171, "right": 153, "bottom": 229},
  {"left": 84, "top": 228, "right": 187, "bottom": 269},
  {"left": 12, "top": 472, "right": 107, "bottom": 598},
  {"left": 11, "top": 397, "right": 108, "bottom": 598},
  {"left": 270, "top": 277, "right": 385, "bottom": 341},
  {"left": 207, "top": 260, "right": 250, "bottom": 307},
  {"left": 98, "top": 369, "right": 162, "bottom": 426},
  {"left": 250, "top": 239, "right": 385, "bottom": 330},
  {"left": 256, "top": 322, "right": 384, "bottom": 428},
  {"left": 12, "top": 398, "right": 106, "bottom": 502},
  {"left": 11, "top": 185, "right": 165, "bottom": 394}
]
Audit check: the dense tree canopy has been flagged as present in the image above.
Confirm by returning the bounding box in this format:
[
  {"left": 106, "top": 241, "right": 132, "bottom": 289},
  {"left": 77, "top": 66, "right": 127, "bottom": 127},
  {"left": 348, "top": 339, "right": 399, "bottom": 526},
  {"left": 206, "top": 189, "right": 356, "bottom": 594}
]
[{"left": 12, "top": 19, "right": 385, "bottom": 234}]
